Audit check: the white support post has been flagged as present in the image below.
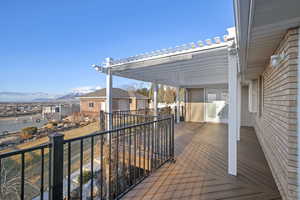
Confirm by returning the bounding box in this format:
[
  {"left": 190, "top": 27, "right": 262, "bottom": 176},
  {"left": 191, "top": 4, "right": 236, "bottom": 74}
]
[
  {"left": 228, "top": 45, "right": 238, "bottom": 176},
  {"left": 153, "top": 83, "right": 158, "bottom": 116},
  {"left": 105, "top": 57, "right": 113, "bottom": 200},
  {"left": 237, "top": 75, "right": 241, "bottom": 141},
  {"left": 106, "top": 57, "right": 113, "bottom": 130},
  {"left": 176, "top": 87, "right": 180, "bottom": 123}
]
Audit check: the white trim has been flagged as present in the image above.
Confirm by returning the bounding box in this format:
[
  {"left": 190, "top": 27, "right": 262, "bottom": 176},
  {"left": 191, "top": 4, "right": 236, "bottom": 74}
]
[
  {"left": 297, "top": 27, "right": 300, "bottom": 200},
  {"left": 237, "top": 75, "right": 241, "bottom": 141}
]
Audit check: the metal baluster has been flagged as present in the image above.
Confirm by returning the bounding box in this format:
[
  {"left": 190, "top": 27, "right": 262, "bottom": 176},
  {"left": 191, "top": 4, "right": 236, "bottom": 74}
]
[
  {"left": 171, "top": 116, "right": 175, "bottom": 161},
  {"left": 21, "top": 152, "right": 25, "bottom": 200},
  {"left": 138, "top": 125, "right": 141, "bottom": 180},
  {"left": 48, "top": 145, "right": 52, "bottom": 200},
  {"left": 161, "top": 121, "right": 164, "bottom": 163},
  {"left": 134, "top": 126, "right": 137, "bottom": 184},
  {"left": 143, "top": 123, "right": 146, "bottom": 175},
  {"left": 116, "top": 128, "right": 119, "bottom": 196},
  {"left": 151, "top": 122, "right": 155, "bottom": 171},
  {"left": 147, "top": 123, "right": 150, "bottom": 173},
  {"left": 0, "top": 158, "right": 2, "bottom": 198},
  {"left": 67, "top": 143, "right": 71, "bottom": 200},
  {"left": 122, "top": 127, "right": 126, "bottom": 192},
  {"left": 158, "top": 121, "right": 161, "bottom": 166},
  {"left": 165, "top": 120, "right": 168, "bottom": 160},
  {"left": 129, "top": 127, "right": 132, "bottom": 183},
  {"left": 91, "top": 136, "right": 94, "bottom": 199},
  {"left": 108, "top": 129, "right": 112, "bottom": 199},
  {"left": 41, "top": 148, "right": 44, "bottom": 200},
  {"left": 80, "top": 139, "right": 83, "bottom": 200},
  {"left": 100, "top": 135, "right": 103, "bottom": 199}
]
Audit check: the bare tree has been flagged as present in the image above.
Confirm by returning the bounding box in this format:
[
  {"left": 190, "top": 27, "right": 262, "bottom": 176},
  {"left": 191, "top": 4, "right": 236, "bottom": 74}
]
[{"left": 0, "top": 163, "right": 39, "bottom": 200}]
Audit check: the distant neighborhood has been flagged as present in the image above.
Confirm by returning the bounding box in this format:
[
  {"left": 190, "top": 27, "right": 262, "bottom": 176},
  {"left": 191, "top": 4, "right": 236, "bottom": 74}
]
[{"left": 0, "top": 86, "right": 179, "bottom": 151}]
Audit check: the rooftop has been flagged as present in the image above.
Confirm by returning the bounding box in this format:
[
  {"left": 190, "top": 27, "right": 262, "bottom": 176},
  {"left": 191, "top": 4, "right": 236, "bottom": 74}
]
[{"left": 80, "top": 88, "right": 149, "bottom": 99}]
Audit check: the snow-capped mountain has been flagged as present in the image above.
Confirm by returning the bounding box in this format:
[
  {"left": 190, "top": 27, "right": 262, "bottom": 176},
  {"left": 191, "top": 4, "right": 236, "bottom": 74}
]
[
  {"left": 71, "top": 86, "right": 102, "bottom": 94},
  {"left": 0, "top": 86, "right": 102, "bottom": 102},
  {"left": 57, "top": 86, "right": 102, "bottom": 100}
]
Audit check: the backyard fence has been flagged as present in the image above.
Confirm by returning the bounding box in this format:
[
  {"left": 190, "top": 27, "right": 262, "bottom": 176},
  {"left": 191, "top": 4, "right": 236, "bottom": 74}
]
[{"left": 0, "top": 112, "right": 174, "bottom": 200}]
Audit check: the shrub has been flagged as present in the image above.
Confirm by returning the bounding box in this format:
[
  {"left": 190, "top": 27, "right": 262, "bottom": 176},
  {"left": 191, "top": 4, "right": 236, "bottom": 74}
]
[
  {"left": 77, "top": 170, "right": 93, "bottom": 184},
  {"left": 20, "top": 126, "right": 37, "bottom": 140},
  {"left": 21, "top": 126, "right": 37, "bottom": 135}
]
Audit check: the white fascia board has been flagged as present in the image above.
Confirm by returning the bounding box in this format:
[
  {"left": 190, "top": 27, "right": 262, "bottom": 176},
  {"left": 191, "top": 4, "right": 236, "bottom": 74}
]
[{"left": 233, "top": 0, "right": 253, "bottom": 79}]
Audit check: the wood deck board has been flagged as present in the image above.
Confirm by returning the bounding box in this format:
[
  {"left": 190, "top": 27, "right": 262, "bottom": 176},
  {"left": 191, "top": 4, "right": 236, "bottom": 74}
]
[{"left": 122, "top": 123, "right": 281, "bottom": 200}]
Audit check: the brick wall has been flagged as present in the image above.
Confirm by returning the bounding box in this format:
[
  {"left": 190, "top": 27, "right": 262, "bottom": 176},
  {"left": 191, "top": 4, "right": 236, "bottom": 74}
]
[
  {"left": 80, "top": 98, "right": 104, "bottom": 115},
  {"left": 80, "top": 98, "right": 135, "bottom": 116},
  {"left": 254, "top": 28, "right": 298, "bottom": 200}
]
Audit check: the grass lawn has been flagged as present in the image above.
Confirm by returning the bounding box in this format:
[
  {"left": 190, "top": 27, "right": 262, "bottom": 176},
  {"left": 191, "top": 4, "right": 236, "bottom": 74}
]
[{"left": 0, "top": 122, "right": 100, "bottom": 154}]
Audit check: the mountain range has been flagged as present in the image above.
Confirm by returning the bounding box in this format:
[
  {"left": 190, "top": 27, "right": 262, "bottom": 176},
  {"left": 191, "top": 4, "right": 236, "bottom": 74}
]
[{"left": 0, "top": 87, "right": 101, "bottom": 102}]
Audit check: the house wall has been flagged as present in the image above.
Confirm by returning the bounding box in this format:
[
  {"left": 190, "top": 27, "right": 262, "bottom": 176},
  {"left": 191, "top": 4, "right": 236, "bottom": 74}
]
[
  {"left": 253, "top": 28, "right": 298, "bottom": 200},
  {"left": 185, "top": 88, "right": 205, "bottom": 122},
  {"left": 80, "top": 98, "right": 104, "bottom": 117},
  {"left": 80, "top": 98, "right": 130, "bottom": 116},
  {"left": 130, "top": 98, "right": 149, "bottom": 110},
  {"left": 185, "top": 87, "right": 252, "bottom": 126}
]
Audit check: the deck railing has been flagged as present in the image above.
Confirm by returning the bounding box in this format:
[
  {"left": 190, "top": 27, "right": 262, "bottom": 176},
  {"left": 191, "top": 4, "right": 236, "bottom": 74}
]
[{"left": 0, "top": 112, "right": 174, "bottom": 200}]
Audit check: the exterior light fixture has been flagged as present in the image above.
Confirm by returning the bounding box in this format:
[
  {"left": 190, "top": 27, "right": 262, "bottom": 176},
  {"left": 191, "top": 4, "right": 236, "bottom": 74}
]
[{"left": 270, "top": 52, "right": 285, "bottom": 68}]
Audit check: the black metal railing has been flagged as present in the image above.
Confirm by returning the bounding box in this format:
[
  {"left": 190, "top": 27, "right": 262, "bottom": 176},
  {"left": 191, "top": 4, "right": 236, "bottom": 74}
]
[
  {"left": 99, "top": 111, "right": 158, "bottom": 131},
  {"left": 0, "top": 143, "right": 50, "bottom": 200},
  {"left": 0, "top": 113, "right": 174, "bottom": 200}
]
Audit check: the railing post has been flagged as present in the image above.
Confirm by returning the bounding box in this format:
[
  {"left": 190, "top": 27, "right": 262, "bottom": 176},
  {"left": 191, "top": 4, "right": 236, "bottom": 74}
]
[
  {"left": 170, "top": 116, "right": 175, "bottom": 162},
  {"left": 100, "top": 111, "right": 105, "bottom": 131},
  {"left": 49, "top": 133, "right": 64, "bottom": 200}
]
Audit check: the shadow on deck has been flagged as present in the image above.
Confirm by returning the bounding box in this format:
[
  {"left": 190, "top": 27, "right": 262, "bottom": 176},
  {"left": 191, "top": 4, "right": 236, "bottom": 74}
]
[{"left": 122, "top": 122, "right": 281, "bottom": 200}]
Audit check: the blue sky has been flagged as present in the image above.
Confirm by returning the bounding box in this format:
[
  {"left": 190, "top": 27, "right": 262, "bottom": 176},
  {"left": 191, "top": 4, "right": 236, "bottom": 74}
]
[{"left": 0, "top": 0, "right": 234, "bottom": 94}]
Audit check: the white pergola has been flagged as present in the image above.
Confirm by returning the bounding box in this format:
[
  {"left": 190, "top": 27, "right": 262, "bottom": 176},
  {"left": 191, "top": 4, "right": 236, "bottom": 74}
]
[{"left": 93, "top": 27, "right": 241, "bottom": 176}]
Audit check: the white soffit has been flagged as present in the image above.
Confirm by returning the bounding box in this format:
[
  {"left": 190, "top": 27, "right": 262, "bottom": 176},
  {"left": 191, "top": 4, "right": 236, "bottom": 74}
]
[
  {"left": 108, "top": 38, "right": 230, "bottom": 87},
  {"left": 235, "top": 0, "right": 300, "bottom": 80}
]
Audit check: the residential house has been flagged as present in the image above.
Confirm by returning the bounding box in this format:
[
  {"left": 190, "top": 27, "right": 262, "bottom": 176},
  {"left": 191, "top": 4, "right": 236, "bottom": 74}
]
[{"left": 79, "top": 88, "right": 149, "bottom": 118}]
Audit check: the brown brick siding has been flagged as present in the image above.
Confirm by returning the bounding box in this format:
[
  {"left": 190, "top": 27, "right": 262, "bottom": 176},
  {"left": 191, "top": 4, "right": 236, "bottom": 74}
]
[
  {"left": 80, "top": 98, "right": 149, "bottom": 117},
  {"left": 80, "top": 98, "right": 104, "bottom": 115},
  {"left": 254, "top": 28, "right": 299, "bottom": 200}
]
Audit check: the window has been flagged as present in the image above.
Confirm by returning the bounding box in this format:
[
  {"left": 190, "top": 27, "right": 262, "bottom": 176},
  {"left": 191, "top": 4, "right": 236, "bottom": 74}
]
[
  {"left": 88, "top": 102, "right": 94, "bottom": 108},
  {"left": 249, "top": 80, "right": 258, "bottom": 113},
  {"left": 55, "top": 107, "right": 60, "bottom": 113},
  {"left": 129, "top": 99, "right": 132, "bottom": 104}
]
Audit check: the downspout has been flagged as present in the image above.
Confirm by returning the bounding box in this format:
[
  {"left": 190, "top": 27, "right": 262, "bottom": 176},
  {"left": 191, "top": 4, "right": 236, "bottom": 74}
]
[{"left": 297, "top": 27, "right": 300, "bottom": 200}]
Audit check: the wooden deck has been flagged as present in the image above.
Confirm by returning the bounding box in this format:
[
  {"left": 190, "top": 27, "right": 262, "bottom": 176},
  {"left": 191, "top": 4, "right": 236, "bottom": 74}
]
[{"left": 122, "top": 122, "right": 281, "bottom": 200}]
